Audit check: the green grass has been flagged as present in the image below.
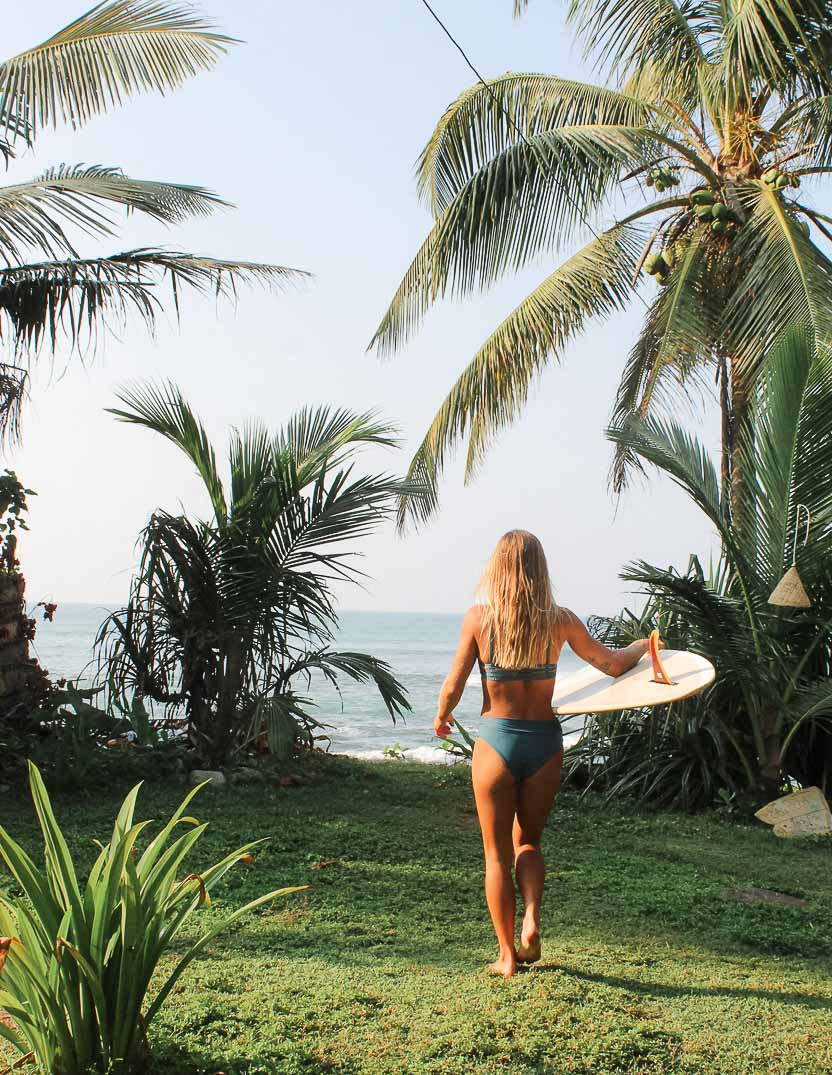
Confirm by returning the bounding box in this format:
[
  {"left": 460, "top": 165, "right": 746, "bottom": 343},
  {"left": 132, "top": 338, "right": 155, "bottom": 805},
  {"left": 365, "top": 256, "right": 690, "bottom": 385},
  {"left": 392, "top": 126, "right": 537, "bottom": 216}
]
[{"left": 2, "top": 753, "right": 832, "bottom": 1074}]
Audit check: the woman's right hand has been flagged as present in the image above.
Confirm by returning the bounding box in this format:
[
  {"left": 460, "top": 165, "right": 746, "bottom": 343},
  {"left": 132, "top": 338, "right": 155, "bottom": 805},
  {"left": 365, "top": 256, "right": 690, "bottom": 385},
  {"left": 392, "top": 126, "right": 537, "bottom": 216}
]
[{"left": 434, "top": 713, "right": 455, "bottom": 738}]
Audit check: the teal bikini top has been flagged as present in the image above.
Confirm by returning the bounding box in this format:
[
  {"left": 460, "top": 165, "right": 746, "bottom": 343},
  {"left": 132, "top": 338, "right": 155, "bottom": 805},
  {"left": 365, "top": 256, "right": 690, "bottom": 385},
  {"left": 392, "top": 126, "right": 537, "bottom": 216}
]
[{"left": 478, "top": 626, "right": 558, "bottom": 682}]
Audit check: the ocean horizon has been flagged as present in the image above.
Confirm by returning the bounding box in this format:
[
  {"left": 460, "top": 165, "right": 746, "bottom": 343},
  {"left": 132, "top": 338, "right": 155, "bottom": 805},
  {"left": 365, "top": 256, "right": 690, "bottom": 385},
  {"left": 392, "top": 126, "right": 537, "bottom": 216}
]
[{"left": 31, "top": 603, "right": 585, "bottom": 761}]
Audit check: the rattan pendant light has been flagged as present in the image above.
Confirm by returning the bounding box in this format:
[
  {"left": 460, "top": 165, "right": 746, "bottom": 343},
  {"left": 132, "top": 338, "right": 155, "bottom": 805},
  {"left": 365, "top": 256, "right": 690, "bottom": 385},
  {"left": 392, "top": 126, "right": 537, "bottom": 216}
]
[{"left": 768, "top": 504, "right": 812, "bottom": 608}]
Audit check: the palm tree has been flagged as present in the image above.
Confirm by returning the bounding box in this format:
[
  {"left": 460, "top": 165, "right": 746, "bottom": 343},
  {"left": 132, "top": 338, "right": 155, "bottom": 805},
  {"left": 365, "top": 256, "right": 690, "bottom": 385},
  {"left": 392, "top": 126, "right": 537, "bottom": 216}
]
[
  {"left": 98, "top": 383, "right": 415, "bottom": 769},
  {"left": 0, "top": 1, "right": 305, "bottom": 440},
  {"left": 569, "top": 326, "right": 832, "bottom": 807},
  {"left": 372, "top": 0, "right": 832, "bottom": 525}
]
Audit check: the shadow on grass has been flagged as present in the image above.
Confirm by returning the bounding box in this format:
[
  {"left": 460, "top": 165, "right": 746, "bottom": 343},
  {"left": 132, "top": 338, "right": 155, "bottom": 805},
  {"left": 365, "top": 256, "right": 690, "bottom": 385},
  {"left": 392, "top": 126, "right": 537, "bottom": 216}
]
[{"left": 535, "top": 962, "right": 832, "bottom": 1011}]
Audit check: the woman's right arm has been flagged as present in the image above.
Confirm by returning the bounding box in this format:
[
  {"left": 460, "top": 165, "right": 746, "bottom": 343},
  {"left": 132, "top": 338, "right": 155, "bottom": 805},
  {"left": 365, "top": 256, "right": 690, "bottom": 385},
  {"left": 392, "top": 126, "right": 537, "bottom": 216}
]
[{"left": 559, "top": 608, "right": 651, "bottom": 678}]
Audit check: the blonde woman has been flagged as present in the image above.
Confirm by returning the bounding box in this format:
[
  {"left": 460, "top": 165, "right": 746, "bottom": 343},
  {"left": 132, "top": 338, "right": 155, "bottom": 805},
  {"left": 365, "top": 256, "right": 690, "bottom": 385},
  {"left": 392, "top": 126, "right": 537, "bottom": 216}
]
[{"left": 435, "top": 531, "right": 653, "bottom": 978}]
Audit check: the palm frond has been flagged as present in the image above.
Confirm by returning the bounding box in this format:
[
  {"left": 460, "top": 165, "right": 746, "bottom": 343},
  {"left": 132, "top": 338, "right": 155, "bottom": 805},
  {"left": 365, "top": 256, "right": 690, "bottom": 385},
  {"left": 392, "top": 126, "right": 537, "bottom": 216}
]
[
  {"left": 108, "top": 381, "right": 228, "bottom": 521},
  {"left": 609, "top": 229, "right": 717, "bottom": 492},
  {"left": 0, "top": 165, "right": 227, "bottom": 262},
  {"left": 396, "top": 223, "right": 644, "bottom": 529},
  {"left": 0, "top": 0, "right": 234, "bottom": 141},
  {"left": 418, "top": 74, "right": 653, "bottom": 214},
  {"left": 282, "top": 649, "right": 411, "bottom": 722},
  {"left": 778, "top": 94, "right": 832, "bottom": 169},
  {"left": 371, "top": 125, "right": 654, "bottom": 357},
  {"left": 739, "top": 325, "right": 832, "bottom": 585},
  {"left": 606, "top": 415, "right": 756, "bottom": 587},
  {"left": 719, "top": 0, "right": 832, "bottom": 99},
  {"left": 567, "top": 0, "right": 719, "bottom": 101},
  {"left": 723, "top": 181, "right": 832, "bottom": 380},
  {"left": 280, "top": 407, "right": 399, "bottom": 486},
  {"left": 0, "top": 249, "right": 307, "bottom": 357}
]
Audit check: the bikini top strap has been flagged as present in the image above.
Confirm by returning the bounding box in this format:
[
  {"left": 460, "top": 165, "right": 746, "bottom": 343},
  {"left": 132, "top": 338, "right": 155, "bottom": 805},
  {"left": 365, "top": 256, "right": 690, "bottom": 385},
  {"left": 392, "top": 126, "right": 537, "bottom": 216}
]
[
  {"left": 545, "top": 636, "right": 551, "bottom": 666},
  {"left": 488, "top": 622, "right": 495, "bottom": 664}
]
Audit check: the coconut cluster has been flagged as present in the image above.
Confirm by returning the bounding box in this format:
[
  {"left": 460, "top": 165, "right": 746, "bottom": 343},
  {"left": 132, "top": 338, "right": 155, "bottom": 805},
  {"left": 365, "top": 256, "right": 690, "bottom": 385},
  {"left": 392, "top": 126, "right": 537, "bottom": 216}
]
[
  {"left": 763, "top": 166, "right": 800, "bottom": 191},
  {"left": 644, "top": 245, "right": 682, "bottom": 286},
  {"left": 645, "top": 166, "right": 680, "bottom": 193},
  {"left": 690, "top": 189, "right": 739, "bottom": 236}
]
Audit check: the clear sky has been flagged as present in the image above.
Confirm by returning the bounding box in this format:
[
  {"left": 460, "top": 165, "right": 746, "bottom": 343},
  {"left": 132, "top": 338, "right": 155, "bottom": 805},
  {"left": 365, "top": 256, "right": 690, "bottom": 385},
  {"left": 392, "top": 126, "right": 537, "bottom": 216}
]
[{"left": 10, "top": 0, "right": 722, "bottom": 618}]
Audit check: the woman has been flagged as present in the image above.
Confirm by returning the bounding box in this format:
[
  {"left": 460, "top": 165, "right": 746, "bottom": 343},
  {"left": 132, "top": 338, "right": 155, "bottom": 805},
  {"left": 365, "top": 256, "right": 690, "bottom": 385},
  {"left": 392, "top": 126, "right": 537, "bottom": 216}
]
[{"left": 434, "top": 530, "right": 654, "bottom": 978}]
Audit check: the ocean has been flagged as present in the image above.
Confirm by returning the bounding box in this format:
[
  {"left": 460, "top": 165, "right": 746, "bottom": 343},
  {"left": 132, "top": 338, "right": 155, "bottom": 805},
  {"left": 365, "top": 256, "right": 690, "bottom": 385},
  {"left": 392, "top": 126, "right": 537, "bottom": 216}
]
[{"left": 30, "top": 604, "right": 584, "bottom": 762}]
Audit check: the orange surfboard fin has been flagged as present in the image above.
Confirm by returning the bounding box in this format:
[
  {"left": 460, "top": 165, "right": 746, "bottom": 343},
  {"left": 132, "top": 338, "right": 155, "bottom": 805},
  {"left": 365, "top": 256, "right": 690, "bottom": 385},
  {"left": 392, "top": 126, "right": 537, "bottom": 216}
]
[{"left": 649, "top": 629, "right": 674, "bottom": 685}]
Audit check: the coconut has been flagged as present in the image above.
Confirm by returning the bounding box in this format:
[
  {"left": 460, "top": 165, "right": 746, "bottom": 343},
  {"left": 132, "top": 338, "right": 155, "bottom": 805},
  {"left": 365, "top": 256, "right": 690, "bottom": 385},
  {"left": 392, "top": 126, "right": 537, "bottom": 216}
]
[
  {"left": 645, "top": 174, "right": 654, "bottom": 186},
  {"left": 656, "top": 273, "right": 670, "bottom": 286},
  {"left": 712, "top": 202, "right": 730, "bottom": 220},
  {"left": 776, "top": 174, "right": 790, "bottom": 190},
  {"left": 791, "top": 174, "right": 801, "bottom": 188},
  {"left": 644, "top": 252, "right": 663, "bottom": 274},
  {"left": 694, "top": 203, "right": 714, "bottom": 219},
  {"left": 692, "top": 190, "right": 715, "bottom": 206},
  {"left": 763, "top": 167, "right": 779, "bottom": 182},
  {"left": 663, "top": 246, "right": 676, "bottom": 267},
  {"left": 711, "top": 219, "right": 727, "bottom": 234}
]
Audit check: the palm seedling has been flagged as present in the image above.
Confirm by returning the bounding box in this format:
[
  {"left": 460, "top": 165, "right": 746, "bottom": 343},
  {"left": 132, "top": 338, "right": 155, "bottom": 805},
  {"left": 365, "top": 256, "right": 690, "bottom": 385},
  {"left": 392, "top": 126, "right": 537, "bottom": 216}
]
[
  {"left": 373, "top": 0, "right": 832, "bottom": 524},
  {"left": 98, "top": 383, "right": 417, "bottom": 769}
]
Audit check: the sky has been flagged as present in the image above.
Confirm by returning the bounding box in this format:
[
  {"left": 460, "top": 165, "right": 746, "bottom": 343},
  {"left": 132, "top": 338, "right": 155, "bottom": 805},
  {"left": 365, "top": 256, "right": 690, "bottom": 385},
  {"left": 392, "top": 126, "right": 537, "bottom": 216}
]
[{"left": 8, "top": 0, "right": 723, "bottom": 619}]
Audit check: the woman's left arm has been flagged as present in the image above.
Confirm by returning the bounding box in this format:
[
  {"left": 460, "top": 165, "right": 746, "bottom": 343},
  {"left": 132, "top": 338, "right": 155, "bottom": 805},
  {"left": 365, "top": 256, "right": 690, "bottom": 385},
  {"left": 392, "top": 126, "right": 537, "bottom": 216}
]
[{"left": 434, "top": 608, "right": 479, "bottom": 738}]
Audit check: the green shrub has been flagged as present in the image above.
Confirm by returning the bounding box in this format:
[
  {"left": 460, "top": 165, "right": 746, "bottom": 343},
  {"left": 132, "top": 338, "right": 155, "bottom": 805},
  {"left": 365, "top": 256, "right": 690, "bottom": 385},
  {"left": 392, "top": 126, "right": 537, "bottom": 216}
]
[{"left": 0, "top": 763, "right": 304, "bottom": 1074}]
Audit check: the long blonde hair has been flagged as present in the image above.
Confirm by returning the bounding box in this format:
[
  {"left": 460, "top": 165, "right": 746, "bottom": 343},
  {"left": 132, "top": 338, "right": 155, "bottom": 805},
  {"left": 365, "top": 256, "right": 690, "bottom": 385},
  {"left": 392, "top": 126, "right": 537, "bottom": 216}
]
[{"left": 478, "top": 530, "right": 559, "bottom": 668}]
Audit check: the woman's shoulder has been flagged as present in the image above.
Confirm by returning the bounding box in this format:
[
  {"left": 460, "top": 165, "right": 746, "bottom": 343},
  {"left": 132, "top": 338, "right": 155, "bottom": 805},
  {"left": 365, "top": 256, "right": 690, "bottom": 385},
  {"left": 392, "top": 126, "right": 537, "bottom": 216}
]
[
  {"left": 464, "top": 604, "right": 486, "bottom": 625},
  {"left": 553, "top": 606, "right": 581, "bottom": 639}
]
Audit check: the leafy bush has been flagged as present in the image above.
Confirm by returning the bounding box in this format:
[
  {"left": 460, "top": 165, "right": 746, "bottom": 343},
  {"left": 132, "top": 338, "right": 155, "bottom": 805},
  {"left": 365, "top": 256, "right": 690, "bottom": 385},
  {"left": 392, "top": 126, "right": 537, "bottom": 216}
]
[
  {"left": 0, "top": 763, "right": 304, "bottom": 1074},
  {"left": 573, "top": 327, "right": 832, "bottom": 809}
]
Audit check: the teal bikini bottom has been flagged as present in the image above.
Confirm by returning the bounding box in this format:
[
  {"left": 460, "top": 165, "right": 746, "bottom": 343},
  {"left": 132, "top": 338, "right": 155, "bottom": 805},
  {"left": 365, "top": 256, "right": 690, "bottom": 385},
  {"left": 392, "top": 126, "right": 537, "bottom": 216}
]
[{"left": 478, "top": 718, "right": 564, "bottom": 782}]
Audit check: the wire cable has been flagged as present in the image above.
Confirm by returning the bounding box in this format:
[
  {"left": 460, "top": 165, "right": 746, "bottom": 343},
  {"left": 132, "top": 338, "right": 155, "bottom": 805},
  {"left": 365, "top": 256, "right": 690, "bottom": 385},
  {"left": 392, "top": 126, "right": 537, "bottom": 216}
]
[{"left": 415, "top": 0, "right": 651, "bottom": 309}]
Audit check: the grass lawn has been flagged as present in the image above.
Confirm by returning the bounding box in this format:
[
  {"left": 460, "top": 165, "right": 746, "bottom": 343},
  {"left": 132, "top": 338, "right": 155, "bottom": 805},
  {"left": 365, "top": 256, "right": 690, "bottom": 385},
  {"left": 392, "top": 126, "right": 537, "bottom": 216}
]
[{"left": 2, "top": 753, "right": 831, "bottom": 1074}]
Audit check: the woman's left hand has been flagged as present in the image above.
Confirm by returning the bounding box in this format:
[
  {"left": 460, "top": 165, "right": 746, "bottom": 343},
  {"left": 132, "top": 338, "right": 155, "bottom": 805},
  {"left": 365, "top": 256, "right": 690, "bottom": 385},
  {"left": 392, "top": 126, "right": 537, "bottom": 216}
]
[{"left": 434, "top": 713, "right": 455, "bottom": 738}]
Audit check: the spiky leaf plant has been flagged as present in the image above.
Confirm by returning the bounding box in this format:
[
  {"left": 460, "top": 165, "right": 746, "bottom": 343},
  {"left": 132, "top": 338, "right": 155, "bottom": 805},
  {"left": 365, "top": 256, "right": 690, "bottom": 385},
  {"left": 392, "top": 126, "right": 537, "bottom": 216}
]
[{"left": 0, "top": 763, "right": 304, "bottom": 1074}]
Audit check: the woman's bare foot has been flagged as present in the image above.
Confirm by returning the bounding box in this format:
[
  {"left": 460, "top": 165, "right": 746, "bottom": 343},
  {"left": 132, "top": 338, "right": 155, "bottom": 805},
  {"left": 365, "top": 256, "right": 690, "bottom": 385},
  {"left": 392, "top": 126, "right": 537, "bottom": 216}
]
[
  {"left": 488, "top": 953, "right": 518, "bottom": 978},
  {"left": 516, "top": 926, "right": 541, "bottom": 964}
]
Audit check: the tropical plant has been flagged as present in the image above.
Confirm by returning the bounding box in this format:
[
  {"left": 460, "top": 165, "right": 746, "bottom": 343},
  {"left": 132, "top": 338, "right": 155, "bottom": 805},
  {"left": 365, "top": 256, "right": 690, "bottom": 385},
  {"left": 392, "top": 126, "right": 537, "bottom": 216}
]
[
  {"left": 567, "top": 326, "right": 832, "bottom": 808},
  {"left": 0, "top": 762, "right": 304, "bottom": 1074},
  {"left": 373, "top": 0, "right": 832, "bottom": 524},
  {"left": 98, "top": 382, "right": 415, "bottom": 769},
  {"left": 436, "top": 717, "right": 476, "bottom": 761},
  {"left": 0, "top": 1, "right": 305, "bottom": 441}
]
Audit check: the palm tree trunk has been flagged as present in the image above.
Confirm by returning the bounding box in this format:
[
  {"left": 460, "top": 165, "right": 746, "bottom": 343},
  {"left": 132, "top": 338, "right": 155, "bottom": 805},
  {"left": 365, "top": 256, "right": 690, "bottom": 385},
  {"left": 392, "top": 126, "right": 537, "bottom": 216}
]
[
  {"left": 728, "top": 357, "right": 750, "bottom": 526},
  {"left": 718, "top": 353, "right": 732, "bottom": 505},
  {"left": 760, "top": 721, "right": 783, "bottom": 801}
]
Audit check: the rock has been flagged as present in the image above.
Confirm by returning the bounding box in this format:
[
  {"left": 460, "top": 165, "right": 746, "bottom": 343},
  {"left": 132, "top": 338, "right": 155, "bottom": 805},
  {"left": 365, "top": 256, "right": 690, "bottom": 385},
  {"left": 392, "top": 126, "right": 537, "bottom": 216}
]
[
  {"left": 232, "top": 767, "right": 265, "bottom": 785},
  {"left": 188, "top": 770, "right": 226, "bottom": 788}
]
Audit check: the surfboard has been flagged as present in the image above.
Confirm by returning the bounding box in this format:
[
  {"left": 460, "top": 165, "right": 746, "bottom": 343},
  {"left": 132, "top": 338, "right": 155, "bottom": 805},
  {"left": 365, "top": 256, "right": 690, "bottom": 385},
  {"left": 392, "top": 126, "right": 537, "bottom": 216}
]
[
  {"left": 755, "top": 787, "right": 832, "bottom": 838},
  {"left": 552, "top": 650, "right": 715, "bottom": 716}
]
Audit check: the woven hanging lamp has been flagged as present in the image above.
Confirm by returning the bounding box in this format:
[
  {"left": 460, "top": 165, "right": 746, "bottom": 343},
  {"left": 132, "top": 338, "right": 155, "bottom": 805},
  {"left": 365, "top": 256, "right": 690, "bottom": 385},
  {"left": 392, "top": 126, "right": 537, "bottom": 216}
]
[{"left": 769, "top": 504, "right": 812, "bottom": 608}]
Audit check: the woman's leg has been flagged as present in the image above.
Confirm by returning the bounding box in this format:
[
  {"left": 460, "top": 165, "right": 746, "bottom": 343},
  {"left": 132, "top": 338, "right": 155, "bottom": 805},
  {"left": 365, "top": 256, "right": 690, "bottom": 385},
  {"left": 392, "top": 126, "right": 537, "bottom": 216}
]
[
  {"left": 513, "top": 750, "right": 563, "bottom": 962},
  {"left": 471, "top": 737, "right": 519, "bottom": 977}
]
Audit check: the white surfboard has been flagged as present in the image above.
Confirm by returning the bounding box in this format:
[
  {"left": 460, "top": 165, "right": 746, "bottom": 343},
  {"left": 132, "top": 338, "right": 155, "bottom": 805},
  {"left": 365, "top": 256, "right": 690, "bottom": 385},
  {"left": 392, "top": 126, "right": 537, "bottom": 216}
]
[{"left": 552, "top": 650, "right": 715, "bottom": 716}]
